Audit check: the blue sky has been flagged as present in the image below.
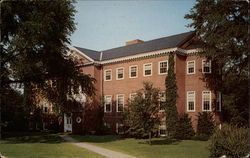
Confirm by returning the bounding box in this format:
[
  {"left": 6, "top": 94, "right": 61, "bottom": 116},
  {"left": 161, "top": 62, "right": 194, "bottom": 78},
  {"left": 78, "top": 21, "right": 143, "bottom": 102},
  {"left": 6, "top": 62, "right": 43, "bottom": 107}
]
[{"left": 70, "top": 1, "right": 196, "bottom": 51}]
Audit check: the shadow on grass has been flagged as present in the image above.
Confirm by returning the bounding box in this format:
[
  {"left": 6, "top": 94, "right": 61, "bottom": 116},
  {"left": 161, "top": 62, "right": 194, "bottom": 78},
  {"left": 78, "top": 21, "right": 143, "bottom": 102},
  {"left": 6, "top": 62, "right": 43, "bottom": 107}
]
[
  {"left": 71, "top": 135, "right": 124, "bottom": 143},
  {"left": 2, "top": 132, "right": 63, "bottom": 144},
  {"left": 138, "top": 138, "right": 181, "bottom": 145}
]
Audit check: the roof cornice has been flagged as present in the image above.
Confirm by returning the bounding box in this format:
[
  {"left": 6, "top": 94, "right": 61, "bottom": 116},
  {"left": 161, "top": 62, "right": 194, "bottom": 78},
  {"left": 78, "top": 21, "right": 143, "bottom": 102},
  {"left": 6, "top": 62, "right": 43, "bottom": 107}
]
[
  {"left": 75, "top": 47, "right": 204, "bottom": 67},
  {"left": 71, "top": 47, "right": 95, "bottom": 62}
]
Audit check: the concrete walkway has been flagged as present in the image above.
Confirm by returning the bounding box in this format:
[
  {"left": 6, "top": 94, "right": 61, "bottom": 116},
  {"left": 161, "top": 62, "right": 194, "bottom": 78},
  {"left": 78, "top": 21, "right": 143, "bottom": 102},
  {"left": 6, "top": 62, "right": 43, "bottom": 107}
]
[{"left": 60, "top": 135, "right": 137, "bottom": 158}]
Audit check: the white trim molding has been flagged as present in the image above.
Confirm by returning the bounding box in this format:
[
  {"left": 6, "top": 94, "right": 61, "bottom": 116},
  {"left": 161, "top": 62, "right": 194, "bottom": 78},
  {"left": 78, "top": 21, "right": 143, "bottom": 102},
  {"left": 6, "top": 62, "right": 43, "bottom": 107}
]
[
  {"left": 71, "top": 47, "right": 95, "bottom": 62},
  {"left": 71, "top": 47, "right": 204, "bottom": 66},
  {"left": 100, "top": 47, "right": 178, "bottom": 65}
]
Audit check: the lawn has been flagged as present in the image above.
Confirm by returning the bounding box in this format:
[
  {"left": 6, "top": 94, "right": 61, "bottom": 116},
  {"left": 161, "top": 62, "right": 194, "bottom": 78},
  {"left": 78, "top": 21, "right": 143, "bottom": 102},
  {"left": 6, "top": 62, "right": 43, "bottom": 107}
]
[
  {"left": 71, "top": 135, "right": 210, "bottom": 158},
  {"left": 0, "top": 132, "right": 104, "bottom": 158}
]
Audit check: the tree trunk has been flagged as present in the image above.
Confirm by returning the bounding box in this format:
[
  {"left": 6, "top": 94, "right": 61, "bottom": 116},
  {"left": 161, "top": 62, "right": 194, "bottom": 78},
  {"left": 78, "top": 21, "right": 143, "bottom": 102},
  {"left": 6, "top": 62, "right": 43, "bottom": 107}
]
[{"left": 0, "top": 45, "right": 3, "bottom": 140}]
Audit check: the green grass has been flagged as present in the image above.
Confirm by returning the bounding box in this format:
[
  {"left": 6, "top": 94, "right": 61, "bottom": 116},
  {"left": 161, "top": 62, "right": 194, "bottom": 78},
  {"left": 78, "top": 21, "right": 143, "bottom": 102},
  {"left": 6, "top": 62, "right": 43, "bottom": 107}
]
[
  {"left": 0, "top": 132, "right": 104, "bottom": 158},
  {"left": 71, "top": 135, "right": 210, "bottom": 158}
]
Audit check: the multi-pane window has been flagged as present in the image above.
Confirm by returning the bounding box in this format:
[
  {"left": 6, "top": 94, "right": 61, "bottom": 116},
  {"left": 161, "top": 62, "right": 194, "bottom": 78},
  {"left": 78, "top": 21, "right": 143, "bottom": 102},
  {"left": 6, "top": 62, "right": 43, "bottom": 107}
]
[
  {"left": 187, "top": 61, "right": 195, "bottom": 74},
  {"left": 44, "top": 103, "right": 48, "bottom": 113},
  {"left": 159, "top": 61, "right": 168, "bottom": 74},
  {"left": 104, "top": 96, "right": 112, "bottom": 112},
  {"left": 130, "top": 93, "right": 137, "bottom": 101},
  {"left": 202, "top": 60, "right": 211, "bottom": 73},
  {"left": 159, "top": 124, "right": 166, "bottom": 136},
  {"left": 159, "top": 91, "right": 166, "bottom": 111},
  {"left": 143, "top": 63, "right": 152, "bottom": 76},
  {"left": 116, "top": 67, "right": 124, "bottom": 80},
  {"left": 116, "top": 123, "right": 124, "bottom": 134},
  {"left": 129, "top": 65, "right": 138, "bottom": 78},
  {"left": 187, "top": 91, "right": 195, "bottom": 111},
  {"left": 202, "top": 91, "right": 211, "bottom": 111},
  {"left": 104, "top": 122, "right": 111, "bottom": 129},
  {"left": 216, "top": 92, "right": 222, "bottom": 112},
  {"left": 117, "top": 94, "right": 124, "bottom": 112},
  {"left": 104, "top": 70, "right": 112, "bottom": 81}
]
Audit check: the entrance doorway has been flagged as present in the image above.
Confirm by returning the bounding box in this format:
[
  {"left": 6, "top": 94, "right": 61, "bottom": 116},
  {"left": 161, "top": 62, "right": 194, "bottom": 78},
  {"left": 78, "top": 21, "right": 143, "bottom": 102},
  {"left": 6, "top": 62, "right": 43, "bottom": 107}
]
[{"left": 64, "top": 113, "right": 72, "bottom": 133}]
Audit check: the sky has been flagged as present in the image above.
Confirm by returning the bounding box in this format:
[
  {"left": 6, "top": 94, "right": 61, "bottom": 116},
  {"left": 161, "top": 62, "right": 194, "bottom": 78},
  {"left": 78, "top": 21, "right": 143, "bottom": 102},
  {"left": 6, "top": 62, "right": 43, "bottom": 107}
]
[{"left": 70, "top": 1, "right": 196, "bottom": 51}]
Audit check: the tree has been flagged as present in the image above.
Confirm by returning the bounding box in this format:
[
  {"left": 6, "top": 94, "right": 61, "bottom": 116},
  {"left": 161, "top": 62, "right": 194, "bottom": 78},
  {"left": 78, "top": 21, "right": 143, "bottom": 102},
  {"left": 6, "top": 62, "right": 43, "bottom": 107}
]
[
  {"left": 185, "top": 0, "right": 249, "bottom": 126},
  {"left": 174, "top": 114, "right": 195, "bottom": 140},
  {"left": 0, "top": 0, "right": 95, "bottom": 138},
  {"left": 164, "top": 53, "right": 178, "bottom": 137},
  {"left": 197, "top": 112, "right": 215, "bottom": 138},
  {"left": 124, "top": 82, "right": 160, "bottom": 144}
]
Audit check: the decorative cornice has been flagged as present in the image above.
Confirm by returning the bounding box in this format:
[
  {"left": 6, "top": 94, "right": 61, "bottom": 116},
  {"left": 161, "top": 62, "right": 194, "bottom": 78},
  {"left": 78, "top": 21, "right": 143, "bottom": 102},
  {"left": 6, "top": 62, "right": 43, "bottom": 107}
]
[
  {"left": 70, "top": 47, "right": 94, "bottom": 62},
  {"left": 74, "top": 47, "right": 204, "bottom": 67}
]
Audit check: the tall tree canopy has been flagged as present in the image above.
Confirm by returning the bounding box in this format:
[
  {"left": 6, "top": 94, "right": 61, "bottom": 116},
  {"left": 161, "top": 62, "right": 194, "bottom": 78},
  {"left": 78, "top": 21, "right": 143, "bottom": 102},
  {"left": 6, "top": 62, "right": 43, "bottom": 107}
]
[
  {"left": 185, "top": 0, "right": 249, "bottom": 125},
  {"left": 1, "top": 0, "right": 95, "bottom": 106},
  {"left": 164, "top": 53, "right": 178, "bottom": 137},
  {"left": 0, "top": 0, "right": 95, "bottom": 137},
  {"left": 124, "top": 82, "right": 160, "bottom": 144}
]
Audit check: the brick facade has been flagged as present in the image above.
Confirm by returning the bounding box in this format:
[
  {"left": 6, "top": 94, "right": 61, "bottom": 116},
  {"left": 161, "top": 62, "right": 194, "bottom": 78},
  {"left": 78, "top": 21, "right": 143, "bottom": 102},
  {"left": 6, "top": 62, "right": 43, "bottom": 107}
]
[{"left": 44, "top": 31, "right": 222, "bottom": 134}]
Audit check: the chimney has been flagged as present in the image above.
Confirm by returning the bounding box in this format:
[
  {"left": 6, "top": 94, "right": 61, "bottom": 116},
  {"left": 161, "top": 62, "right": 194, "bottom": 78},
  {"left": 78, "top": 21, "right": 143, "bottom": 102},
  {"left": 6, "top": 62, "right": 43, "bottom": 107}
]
[{"left": 125, "top": 39, "right": 143, "bottom": 46}]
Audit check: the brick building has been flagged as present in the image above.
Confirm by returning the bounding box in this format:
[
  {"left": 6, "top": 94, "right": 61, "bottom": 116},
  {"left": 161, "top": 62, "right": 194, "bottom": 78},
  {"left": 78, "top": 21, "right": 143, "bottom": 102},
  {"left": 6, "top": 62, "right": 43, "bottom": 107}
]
[{"left": 61, "top": 31, "right": 222, "bottom": 134}]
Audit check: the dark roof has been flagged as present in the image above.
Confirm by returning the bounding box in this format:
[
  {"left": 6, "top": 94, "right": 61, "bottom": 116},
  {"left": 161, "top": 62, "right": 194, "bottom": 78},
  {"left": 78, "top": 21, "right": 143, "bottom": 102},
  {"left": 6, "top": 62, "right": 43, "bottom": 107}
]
[
  {"left": 74, "top": 31, "right": 196, "bottom": 61},
  {"left": 74, "top": 47, "right": 101, "bottom": 61},
  {"left": 185, "top": 40, "right": 204, "bottom": 50}
]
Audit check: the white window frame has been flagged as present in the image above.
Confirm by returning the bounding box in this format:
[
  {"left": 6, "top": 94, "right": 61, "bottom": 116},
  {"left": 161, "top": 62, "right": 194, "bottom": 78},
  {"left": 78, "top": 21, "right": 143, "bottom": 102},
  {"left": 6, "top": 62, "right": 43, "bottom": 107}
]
[
  {"left": 202, "top": 60, "right": 212, "bottom": 73},
  {"left": 104, "top": 95, "right": 112, "bottom": 113},
  {"left": 116, "top": 94, "right": 124, "bottom": 112},
  {"left": 158, "top": 61, "right": 168, "bottom": 75},
  {"left": 104, "top": 69, "right": 112, "bottom": 81},
  {"left": 202, "top": 91, "right": 212, "bottom": 111},
  {"left": 129, "top": 93, "right": 137, "bottom": 101},
  {"left": 116, "top": 123, "right": 124, "bottom": 134},
  {"left": 187, "top": 91, "right": 195, "bottom": 112},
  {"left": 44, "top": 102, "right": 49, "bottom": 113},
  {"left": 129, "top": 65, "right": 138, "bottom": 78},
  {"left": 216, "top": 92, "right": 222, "bottom": 112},
  {"left": 116, "top": 67, "right": 124, "bottom": 80},
  {"left": 143, "top": 63, "right": 152, "bottom": 77},
  {"left": 104, "top": 122, "right": 111, "bottom": 129},
  {"left": 187, "top": 60, "right": 195, "bottom": 74},
  {"left": 159, "top": 124, "right": 167, "bottom": 137}
]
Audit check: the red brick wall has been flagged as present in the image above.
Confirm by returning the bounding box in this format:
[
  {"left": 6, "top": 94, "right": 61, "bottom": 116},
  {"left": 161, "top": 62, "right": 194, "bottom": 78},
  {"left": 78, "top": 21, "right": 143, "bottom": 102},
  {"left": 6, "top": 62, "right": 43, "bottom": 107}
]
[{"left": 75, "top": 50, "right": 221, "bottom": 133}]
